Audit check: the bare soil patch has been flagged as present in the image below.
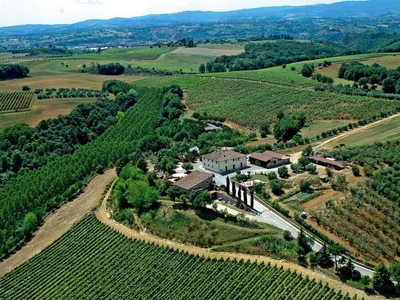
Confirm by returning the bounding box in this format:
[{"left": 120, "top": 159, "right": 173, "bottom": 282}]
[
  {"left": 0, "top": 169, "right": 117, "bottom": 277},
  {"left": 223, "top": 119, "right": 251, "bottom": 133}
]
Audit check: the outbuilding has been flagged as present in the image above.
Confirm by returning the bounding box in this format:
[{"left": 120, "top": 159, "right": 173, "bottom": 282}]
[
  {"left": 309, "top": 156, "right": 344, "bottom": 170},
  {"left": 174, "top": 170, "right": 214, "bottom": 194},
  {"left": 248, "top": 150, "right": 290, "bottom": 168}
]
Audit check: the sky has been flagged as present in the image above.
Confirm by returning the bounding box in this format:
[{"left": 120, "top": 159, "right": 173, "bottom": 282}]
[{"left": 1, "top": 0, "right": 348, "bottom": 27}]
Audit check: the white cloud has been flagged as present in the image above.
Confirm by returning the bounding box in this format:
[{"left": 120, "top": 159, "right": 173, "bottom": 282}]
[{"left": 1, "top": 0, "right": 347, "bottom": 27}]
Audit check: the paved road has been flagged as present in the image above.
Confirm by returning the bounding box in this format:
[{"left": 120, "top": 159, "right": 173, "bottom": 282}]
[
  {"left": 215, "top": 198, "right": 374, "bottom": 278},
  {"left": 189, "top": 159, "right": 375, "bottom": 277}
]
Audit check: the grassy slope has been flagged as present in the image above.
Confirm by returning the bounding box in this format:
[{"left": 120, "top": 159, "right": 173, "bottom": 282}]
[
  {"left": 140, "top": 203, "right": 279, "bottom": 249},
  {"left": 322, "top": 115, "right": 400, "bottom": 147}
]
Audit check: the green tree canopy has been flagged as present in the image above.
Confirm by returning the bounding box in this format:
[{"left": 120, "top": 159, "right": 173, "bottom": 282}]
[
  {"left": 273, "top": 117, "right": 301, "bottom": 142},
  {"left": 389, "top": 262, "right": 400, "bottom": 286},
  {"left": 373, "top": 263, "right": 394, "bottom": 293},
  {"left": 23, "top": 212, "right": 37, "bottom": 235},
  {"left": 193, "top": 190, "right": 212, "bottom": 207}
]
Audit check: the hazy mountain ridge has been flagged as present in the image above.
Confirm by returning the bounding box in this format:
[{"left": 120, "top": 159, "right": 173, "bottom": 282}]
[{"left": 1, "top": 0, "right": 400, "bottom": 37}]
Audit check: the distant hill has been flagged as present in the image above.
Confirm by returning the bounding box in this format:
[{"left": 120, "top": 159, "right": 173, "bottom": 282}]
[{"left": 1, "top": 0, "right": 400, "bottom": 36}]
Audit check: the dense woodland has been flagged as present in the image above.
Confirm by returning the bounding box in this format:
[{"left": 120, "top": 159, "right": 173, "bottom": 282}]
[
  {"left": 338, "top": 61, "right": 400, "bottom": 94},
  {"left": 0, "top": 64, "right": 29, "bottom": 80}
]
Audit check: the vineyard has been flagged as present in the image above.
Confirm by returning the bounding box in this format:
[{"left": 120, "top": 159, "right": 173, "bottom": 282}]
[
  {"left": 0, "top": 215, "right": 360, "bottom": 300},
  {"left": 0, "top": 86, "right": 163, "bottom": 259},
  {"left": 134, "top": 75, "right": 400, "bottom": 129},
  {"left": 207, "top": 65, "right": 314, "bottom": 87},
  {"left": 310, "top": 183, "right": 400, "bottom": 263},
  {"left": 0, "top": 91, "right": 34, "bottom": 112},
  {"left": 185, "top": 78, "right": 400, "bottom": 129}
]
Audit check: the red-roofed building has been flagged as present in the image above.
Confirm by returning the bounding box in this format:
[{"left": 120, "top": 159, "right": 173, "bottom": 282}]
[
  {"left": 309, "top": 156, "right": 344, "bottom": 170},
  {"left": 249, "top": 150, "right": 290, "bottom": 168},
  {"left": 174, "top": 170, "right": 214, "bottom": 193}
]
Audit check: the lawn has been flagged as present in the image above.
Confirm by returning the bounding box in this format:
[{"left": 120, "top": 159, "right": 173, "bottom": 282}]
[{"left": 251, "top": 174, "right": 270, "bottom": 182}]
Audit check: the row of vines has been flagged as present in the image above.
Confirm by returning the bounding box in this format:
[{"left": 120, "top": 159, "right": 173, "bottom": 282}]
[
  {"left": 310, "top": 184, "right": 400, "bottom": 263},
  {"left": 0, "top": 215, "right": 360, "bottom": 300},
  {"left": 0, "top": 86, "right": 162, "bottom": 259},
  {"left": 0, "top": 91, "right": 34, "bottom": 112},
  {"left": 311, "top": 140, "right": 400, "bottom": 262},
  {"left": 184, "top": 78, "right": 400, "bottom": 129}
]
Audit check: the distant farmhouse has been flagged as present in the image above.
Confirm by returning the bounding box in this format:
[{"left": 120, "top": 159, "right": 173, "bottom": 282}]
[
  {"left": 201, "top": 149, "right": 247, "bottom": 174},
  {"left": 249, "top": 150, "right": 290, "bottom": 169},
  {"left": 174, "top": 170, "right": 214, "bottom": 194},
  {"left": 309, "top": 156, "right": 344, "bottom": 170}
]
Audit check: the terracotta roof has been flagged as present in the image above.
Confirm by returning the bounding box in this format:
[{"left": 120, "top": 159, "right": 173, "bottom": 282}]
[
  {"left": 249, "top": 152, "right": 273, "bottom": 163},
  {"left": 309, "top": 156, "right": 344, "bottom": 168},
  {"left": 174, "top": 170, "right": 213, "bottom": 191},
  {"left": 201, "top": 149, "right": 246, "bottom": 162},
  {"left": 263, "top": 150, "right": 288, "bottom": 159},
  {"left": 249, "top": 150, "right": 288, "bottom": 163}
]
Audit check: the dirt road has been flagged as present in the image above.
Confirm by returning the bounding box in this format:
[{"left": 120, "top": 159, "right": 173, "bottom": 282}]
[{"left": 0, "top": 169, "right": 117, "bottom": 277}]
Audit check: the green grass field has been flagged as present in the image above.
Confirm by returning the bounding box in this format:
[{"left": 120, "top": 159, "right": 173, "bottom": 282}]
[
  {"left": 0, "top": 214, "right": 359, "bottom": 300},
  {"left": 300, "top": 120, "right": 354, "bottom": 138},
  {"left": 322, "top": 115, "right": 400, "bottom": 148}
]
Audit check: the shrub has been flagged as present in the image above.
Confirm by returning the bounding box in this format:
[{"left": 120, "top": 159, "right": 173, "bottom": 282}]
[
  {"left": 22, "top": 85, "right": 30, "bottom": 91},
  {"left": 352, "top": 165, "right": 361, "bottom": 176},
  {"left": 283, "top": 230, "right": 292, "bottom": 240},
  {"left": 363, "top": 165, "right": 375, "bottom": 177},
  {"left": 268, "top": 172, "right": 277, "bottom": 180},
  {"left": 278, "top": 166, "right": 289, "bottom": 178},
  {"left": 270, "top": 179, "right": 284, "bottom": 195}
]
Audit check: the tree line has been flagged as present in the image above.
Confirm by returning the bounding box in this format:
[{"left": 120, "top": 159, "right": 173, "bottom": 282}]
[
  {"left": 338, "top": 61, "right": 400, "bottom": 93},
  {"left": 199, "top": 40, "right": 346, "bottom": 73},
  {"left": 0, "top": 64, "right": 29, "bottom": 80}
]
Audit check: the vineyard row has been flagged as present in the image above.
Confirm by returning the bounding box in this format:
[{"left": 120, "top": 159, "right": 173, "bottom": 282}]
[{"left": 0, "top": 215, "right": 360, "bottom": 300}]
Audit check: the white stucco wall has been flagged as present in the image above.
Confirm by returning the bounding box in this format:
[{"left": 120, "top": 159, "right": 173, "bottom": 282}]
[{"left": 202, "top": 156, "right": 247, "bottom": 174}]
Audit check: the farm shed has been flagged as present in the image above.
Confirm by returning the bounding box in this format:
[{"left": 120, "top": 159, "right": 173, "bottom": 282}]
[
  {"left": 201, "top": 149, "right": 247, "bottom": 174},
  {"left": 309, "top": 156, "right": 344, "bottom": 170},
  {"left": 174, "top": 170, "right": 213, "bottom": 194},
  {"left": 249, "top": 150, "right": 290, "bottom": 168}
]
